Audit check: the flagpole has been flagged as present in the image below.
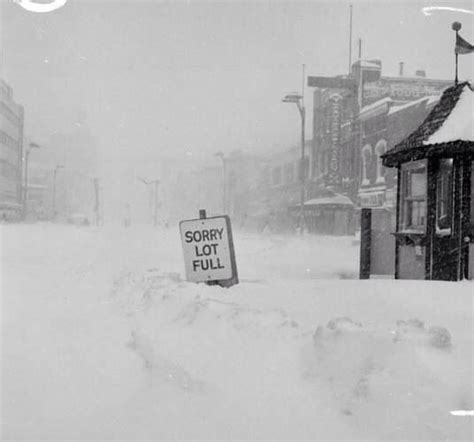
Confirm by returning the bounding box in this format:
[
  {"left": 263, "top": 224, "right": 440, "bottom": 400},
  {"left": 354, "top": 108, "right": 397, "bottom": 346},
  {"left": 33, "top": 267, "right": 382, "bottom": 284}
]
[{"left": 452, "top": 22, "right": 462, "bottom": 85}]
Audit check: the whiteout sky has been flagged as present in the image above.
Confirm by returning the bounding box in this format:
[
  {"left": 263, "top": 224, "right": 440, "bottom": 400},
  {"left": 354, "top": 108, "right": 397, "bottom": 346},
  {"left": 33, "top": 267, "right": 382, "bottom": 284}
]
[{"left": 0, "top": 0, "right": 473, "bottom": 183}]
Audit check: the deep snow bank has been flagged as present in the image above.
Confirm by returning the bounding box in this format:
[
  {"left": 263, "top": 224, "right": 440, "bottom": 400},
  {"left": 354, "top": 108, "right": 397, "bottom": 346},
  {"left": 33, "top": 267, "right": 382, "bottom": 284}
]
[{"left": 1, "top": 224, "right": 473, "bottom": 440}]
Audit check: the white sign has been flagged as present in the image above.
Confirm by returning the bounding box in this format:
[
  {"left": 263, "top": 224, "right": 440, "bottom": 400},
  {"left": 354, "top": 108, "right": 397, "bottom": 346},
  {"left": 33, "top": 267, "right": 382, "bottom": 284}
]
[{"left": 180, "top": 216, "right": 234, "bottom": 283}]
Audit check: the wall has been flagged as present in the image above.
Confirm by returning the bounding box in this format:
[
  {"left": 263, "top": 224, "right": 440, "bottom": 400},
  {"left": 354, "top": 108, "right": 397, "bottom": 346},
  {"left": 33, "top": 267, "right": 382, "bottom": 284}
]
[{"left": 398, "top": 245, "right": 425, "bottom": 280}]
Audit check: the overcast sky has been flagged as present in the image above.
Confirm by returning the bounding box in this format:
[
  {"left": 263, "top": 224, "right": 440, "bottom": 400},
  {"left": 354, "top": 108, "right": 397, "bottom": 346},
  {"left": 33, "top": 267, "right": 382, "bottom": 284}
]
[{"left": 1, "top": 0, "right": 473, "bottom": 173}]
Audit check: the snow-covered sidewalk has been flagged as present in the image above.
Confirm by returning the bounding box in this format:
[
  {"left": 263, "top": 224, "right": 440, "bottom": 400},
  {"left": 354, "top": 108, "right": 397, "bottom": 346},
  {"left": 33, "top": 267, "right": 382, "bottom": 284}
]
[{"left": 1, "top": 224, "right": 473, "bottom": 440}]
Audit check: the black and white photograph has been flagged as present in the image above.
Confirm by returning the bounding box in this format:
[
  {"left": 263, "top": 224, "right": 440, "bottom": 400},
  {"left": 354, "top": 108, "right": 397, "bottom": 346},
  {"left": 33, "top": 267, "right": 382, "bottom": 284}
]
[{"left": 1, "top": 0, "right": 473, "bottom": 440}]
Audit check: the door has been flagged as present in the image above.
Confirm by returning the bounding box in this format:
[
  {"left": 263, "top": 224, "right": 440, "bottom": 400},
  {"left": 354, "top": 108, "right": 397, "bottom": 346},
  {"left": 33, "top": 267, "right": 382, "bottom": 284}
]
[{"left": 430, "top": 158, "right": 463, "bottom": 281}]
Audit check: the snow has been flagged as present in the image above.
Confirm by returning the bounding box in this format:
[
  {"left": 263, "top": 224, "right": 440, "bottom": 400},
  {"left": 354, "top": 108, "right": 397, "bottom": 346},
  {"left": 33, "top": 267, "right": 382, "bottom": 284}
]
[
  {"left": 388, "top": 95, "right": 439, "bottom": 115},
  {"left": 1, "top": 223, "right": 473, "bottom": 440},
  {"left": 305, "top": 194, "right": 354, "bottom": 207},
  {"left": 425, "top": 84, "right": 474, "bottom": 144}
]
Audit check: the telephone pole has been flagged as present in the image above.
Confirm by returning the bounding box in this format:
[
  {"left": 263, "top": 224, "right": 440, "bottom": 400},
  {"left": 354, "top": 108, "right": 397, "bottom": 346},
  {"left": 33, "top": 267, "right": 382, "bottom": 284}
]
[
  {"left": 139, "top": 178, "right": 160, "bottom": 227},
  {"left": 92, "top": 177, "right": 101, "bottom": 226}
]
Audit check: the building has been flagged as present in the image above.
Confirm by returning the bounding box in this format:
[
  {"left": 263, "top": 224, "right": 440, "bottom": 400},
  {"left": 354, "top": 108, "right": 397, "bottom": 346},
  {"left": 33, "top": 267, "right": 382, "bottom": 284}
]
[
  {"left": 0, "top": 80, "right": 24, "bottom": 220},
  {"left": 242, "top": 143, "right": 311, "bottom": 232},
  {"left": 382, "top": 81, "right": 474, "bottom": 281},
  {"left": 308, "top": 60, "right": 452, "bottom": 234}
]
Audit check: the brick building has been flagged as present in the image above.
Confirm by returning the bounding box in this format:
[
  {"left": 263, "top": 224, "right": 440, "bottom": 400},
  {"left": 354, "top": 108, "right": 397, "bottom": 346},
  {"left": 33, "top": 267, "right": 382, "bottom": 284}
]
[{"left": 308, "top": 60, "right": 452, "bottom": 233}]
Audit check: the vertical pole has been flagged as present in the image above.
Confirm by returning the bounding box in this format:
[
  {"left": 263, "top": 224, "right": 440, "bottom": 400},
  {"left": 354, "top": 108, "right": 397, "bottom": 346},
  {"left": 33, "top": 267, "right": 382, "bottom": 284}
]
[
  {"left": 93, "top": 178, "right": 100, "bottom": 226},
  {"left": 348, "top": 4, "right": 353, "bottom": 75},
  {"left": 52, "top": 168, "right": 57, "bottom": 219},
  {"left": 154, "top": 180, "right": 158, "bottom": 227},
  {"left": 359, "top": 207, "right": 372, "bottom": 279},
  {"left": 222, "top": 158, "right": 226, "bottom": 214},
  {"left": 455, "top": 31, "right": 459, "bottom": 85},
  {"left": 23, "top": 149, "right": 29, "bottom": 218},
  {"left": 300, "top": 64, "right": 306, "bottom": 235}
]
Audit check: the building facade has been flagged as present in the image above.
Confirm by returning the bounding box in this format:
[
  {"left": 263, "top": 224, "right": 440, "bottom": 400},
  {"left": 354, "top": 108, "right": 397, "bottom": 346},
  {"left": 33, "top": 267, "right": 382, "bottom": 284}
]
[
  {"left": 0, "top": 80, "right": 24, "bottom": 220},
  {"left": 308, "top": 60, "right": 452, "bottom": 233}
]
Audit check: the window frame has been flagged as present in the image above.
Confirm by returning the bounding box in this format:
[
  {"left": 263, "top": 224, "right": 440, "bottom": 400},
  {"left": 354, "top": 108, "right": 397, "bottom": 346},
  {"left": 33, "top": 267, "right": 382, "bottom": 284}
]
[{"left": 399, "top": 159, "right": 427, "bottom": 233}]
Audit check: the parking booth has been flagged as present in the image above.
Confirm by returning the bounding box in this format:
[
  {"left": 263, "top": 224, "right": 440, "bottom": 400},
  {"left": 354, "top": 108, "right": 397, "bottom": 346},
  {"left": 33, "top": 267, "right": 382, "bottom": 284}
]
[{"left": 381, "top": 81, "right": 474, "bottom": 281}]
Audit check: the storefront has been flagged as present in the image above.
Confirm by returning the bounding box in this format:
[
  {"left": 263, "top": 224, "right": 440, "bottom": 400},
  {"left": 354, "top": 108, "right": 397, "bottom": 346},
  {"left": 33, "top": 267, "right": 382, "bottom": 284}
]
[{"left": 382, "top": 82, "right": 474, "bottom": 280}]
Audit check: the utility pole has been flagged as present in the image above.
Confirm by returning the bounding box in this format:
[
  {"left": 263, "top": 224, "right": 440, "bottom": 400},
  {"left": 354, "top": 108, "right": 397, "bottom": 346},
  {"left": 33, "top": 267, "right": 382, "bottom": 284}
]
[
  {"left": 52, "top": 165, "right": 64, "bottom": 220},
  {"left": 139, "top": 178, "right": 160, "bottom": 227},
  {"left": 92, "top": 177, "right": 101, "bottom": 226}
]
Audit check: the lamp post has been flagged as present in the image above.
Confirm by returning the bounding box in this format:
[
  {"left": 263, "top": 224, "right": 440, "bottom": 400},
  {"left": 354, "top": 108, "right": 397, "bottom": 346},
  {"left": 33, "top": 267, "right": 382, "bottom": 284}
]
[
  {"left": 23, "top": 142, "right": 41, "bottom": 219},
  {"left": 52, "top": 164, "right": 64, "bottom": 220},
  {"left": 282, "top": 84, "right": 306, "bottom": 234},
  {"left": 215, "top": 151, "right": 226, "bottom": 213}
]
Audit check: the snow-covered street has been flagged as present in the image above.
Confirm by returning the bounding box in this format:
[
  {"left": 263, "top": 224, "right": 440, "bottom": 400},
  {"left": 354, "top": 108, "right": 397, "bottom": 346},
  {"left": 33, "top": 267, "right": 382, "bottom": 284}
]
[{"left": 1, "top": 224, "right": 473, "bottom": 440}]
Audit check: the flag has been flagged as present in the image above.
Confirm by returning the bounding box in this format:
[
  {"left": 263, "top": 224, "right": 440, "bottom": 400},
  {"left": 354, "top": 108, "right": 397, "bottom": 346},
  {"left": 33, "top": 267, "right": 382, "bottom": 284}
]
[{"left": 455, "top": 33, "right": 474, "bottom": 55}]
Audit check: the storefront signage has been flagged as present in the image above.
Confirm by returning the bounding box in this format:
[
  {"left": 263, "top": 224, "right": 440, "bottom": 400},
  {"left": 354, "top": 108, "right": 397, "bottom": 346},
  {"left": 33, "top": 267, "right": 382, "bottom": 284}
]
[{"left": 363, "top": 79, "right": 449, "bottom": 106}]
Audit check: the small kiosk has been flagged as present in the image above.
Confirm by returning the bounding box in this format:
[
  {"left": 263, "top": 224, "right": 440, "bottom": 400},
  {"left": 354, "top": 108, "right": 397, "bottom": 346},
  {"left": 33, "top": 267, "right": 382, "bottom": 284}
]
[{"left": 382, "top": 82, "right": 474, "bottom": 281}]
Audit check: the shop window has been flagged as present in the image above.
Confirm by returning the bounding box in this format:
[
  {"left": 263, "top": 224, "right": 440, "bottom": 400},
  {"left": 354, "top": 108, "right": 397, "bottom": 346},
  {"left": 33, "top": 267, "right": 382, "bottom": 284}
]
[
  {"left": 436, "top": 158, "right": 453, "bottom": 233},
  {"left": 400, "top": 160, "right": 427, "bottom": 232},
  {"left": 361, "top": 144, "right": 372, "bottom": 186},
  {"left": 374, "top": 140, "right": 387, "bottom": 184}
]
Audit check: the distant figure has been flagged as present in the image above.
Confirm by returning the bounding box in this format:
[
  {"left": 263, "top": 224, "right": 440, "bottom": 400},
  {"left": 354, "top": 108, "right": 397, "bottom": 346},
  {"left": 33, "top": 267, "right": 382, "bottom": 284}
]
[{"left": 83, "top": 217, "right": 90, "bottom": 226}]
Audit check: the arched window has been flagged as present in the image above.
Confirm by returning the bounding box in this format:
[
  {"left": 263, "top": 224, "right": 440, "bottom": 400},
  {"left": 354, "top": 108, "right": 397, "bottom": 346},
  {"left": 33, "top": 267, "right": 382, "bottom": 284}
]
[
  {"left": 375, "top": 140, "right": 387, "bottom": 184},
  {"left": 361, "top": 144, "right": 372, "bottom": 186}
]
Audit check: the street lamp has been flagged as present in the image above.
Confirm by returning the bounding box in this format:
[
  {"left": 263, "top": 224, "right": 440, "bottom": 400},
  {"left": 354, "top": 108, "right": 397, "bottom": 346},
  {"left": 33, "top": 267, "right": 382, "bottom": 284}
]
[
  {"left": 23, "top": 142, "right": 41, "bottom": 219},
  {"left": 52, "top": 164, "right": 64, "bottom": 220},
  {"left": 214, "top": 151, "right": 226, "bottom": 213},
  {"left": 282, "top": 89, "right": 306, "bottom": 234}
]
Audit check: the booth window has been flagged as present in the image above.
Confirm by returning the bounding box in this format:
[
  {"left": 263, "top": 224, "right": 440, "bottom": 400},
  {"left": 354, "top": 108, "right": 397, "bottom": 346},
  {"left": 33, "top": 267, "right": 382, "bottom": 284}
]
[
  {"left": 436, "top": 158, "right": 453, "bottom": 233},
  {"left": 400, "top": 161, "right": 427, "bottom": 232}
]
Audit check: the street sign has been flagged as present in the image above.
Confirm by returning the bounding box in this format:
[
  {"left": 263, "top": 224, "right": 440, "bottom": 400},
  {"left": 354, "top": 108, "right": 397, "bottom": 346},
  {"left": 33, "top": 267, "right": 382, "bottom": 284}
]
[{"left": 179, "top": 212, "right": 238, "bottom": 287}]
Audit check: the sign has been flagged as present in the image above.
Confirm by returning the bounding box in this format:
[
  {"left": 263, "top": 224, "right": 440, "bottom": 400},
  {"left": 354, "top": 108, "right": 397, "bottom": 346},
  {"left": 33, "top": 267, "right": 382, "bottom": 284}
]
[
  {"left": 180, "top": 212, "right": 238, "bottom": 287},
  {"left": 363, "top": 79, "right": 450, "bottom": 106},
  {"left": 308, "top": 76, "right": 356, "bottom": 90}
]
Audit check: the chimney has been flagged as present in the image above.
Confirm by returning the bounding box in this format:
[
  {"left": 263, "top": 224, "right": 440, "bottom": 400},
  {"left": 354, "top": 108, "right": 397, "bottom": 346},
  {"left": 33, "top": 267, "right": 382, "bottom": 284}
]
[
  {"left": 399, "top": 62, "right": 404, "bottom": 77},
  {"left": 415, "top": 70, "right": 426, "bottom": 78}
]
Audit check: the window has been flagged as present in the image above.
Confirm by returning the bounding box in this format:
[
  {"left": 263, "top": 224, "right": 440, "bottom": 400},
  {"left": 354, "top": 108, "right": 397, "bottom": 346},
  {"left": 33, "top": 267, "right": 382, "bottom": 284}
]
[
  {"left": 374, "top": 140, "right": 387, "bottom": 184},
  {"left": 436, "top": 158, "right": 453, "bottom": 232},
  {"left": 361, "top": 144, "right": 372, "bottom": 186},
  {"left": 400, "top": 160, "right": 427, "bottom": 232}
]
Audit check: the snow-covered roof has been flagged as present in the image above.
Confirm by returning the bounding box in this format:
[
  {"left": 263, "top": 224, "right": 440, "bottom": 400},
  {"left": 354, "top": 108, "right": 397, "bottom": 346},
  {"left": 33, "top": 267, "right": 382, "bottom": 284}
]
[
  {"left": 424, "top": 84, "right": 474, "bottom": 144},
  {"left": 388, "top": 95, "right": 439, "bottom": 116},
  {"left": 360, "top": 97, "right": 392, "bottom": 116},
  {"left": 304, "top": 194, "right": 354, "bottom": 207},
  {"left": 382, "top": 82, "right": 474, "bottom": 167}
]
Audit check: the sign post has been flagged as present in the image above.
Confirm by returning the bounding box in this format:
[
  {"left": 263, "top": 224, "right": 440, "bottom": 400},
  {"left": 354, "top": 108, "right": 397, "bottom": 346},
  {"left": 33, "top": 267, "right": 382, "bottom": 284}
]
[{"left": 179, "top": 209, "right": 238, "bottom": 288}]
